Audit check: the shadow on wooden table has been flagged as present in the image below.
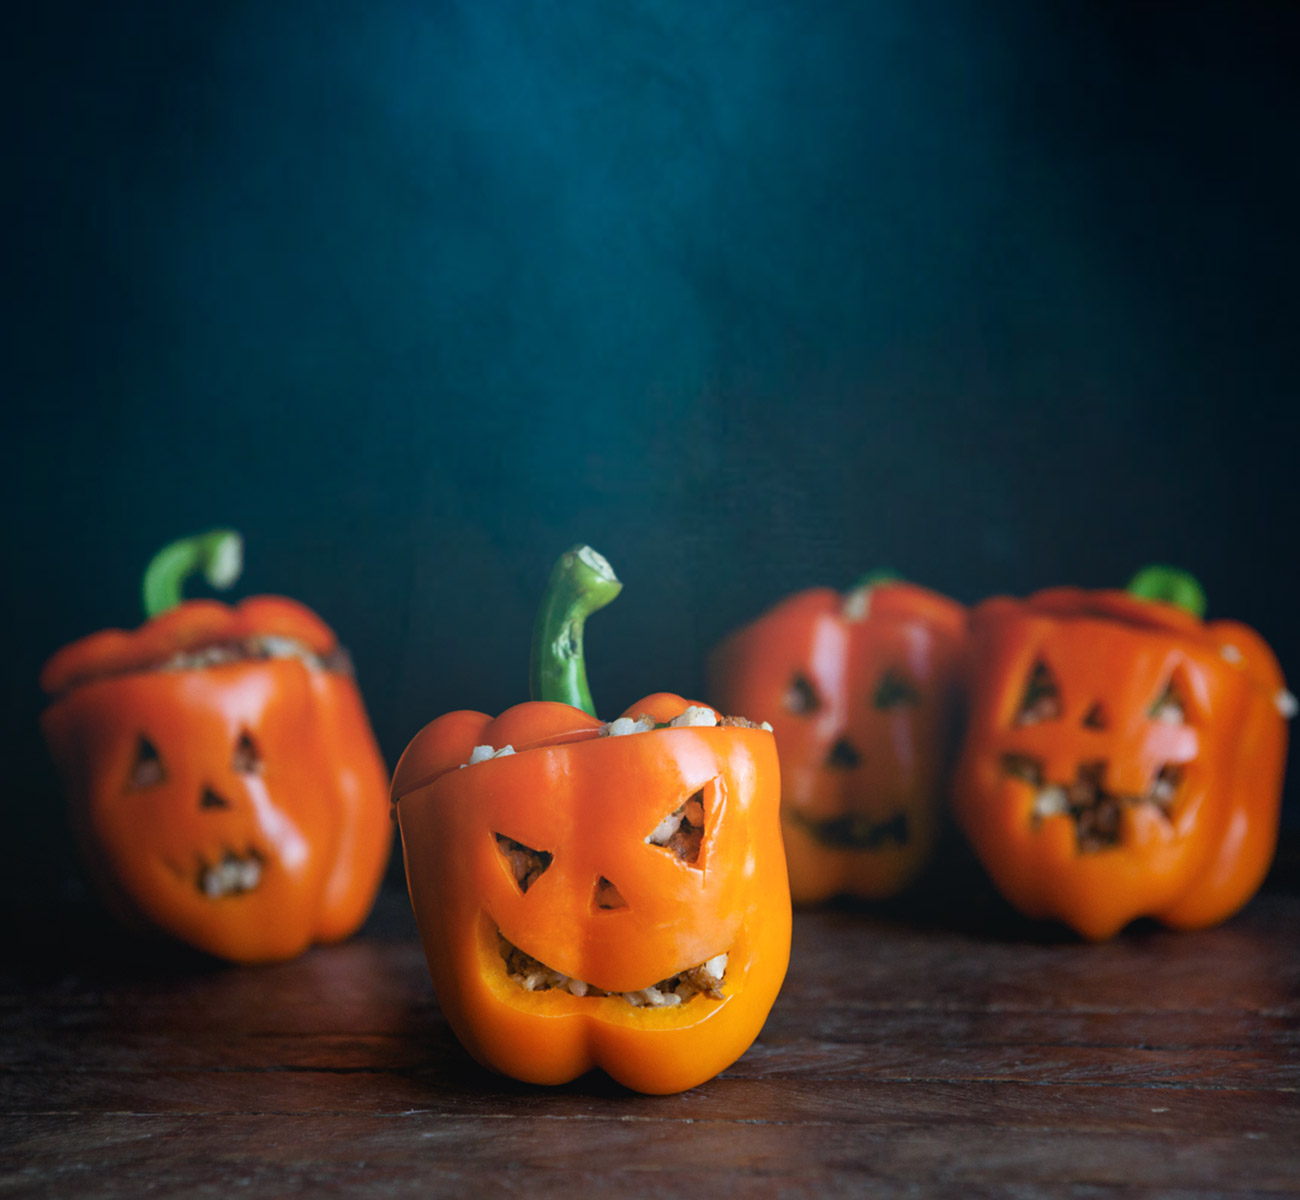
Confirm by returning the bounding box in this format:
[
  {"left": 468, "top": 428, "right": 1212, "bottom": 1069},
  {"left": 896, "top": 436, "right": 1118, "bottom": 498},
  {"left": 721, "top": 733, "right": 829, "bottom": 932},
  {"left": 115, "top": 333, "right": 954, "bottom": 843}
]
[
  {"left": 823, "top": 823, "right": 1300, "bottom": 943},
  {"left": 3, "top": 834, "right": 1298, "bottom": 1195}
]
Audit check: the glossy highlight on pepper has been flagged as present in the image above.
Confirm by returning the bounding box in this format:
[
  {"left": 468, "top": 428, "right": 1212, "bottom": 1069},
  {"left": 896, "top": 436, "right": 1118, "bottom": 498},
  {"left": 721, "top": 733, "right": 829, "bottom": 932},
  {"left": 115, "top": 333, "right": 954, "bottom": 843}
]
[
  {"left": 40, "top": 530, "right": 392, "bottom": 963},
  {"left": 391, "top": 546, "right": 791, "bottom": 1093},
  {"left": 951, "top": 566, "right": 1292, "bottom": 940}
]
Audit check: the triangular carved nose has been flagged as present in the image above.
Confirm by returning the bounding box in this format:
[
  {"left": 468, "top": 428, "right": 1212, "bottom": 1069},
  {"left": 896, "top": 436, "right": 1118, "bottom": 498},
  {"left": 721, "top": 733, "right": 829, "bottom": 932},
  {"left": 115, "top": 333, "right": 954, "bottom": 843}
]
[
  {"left": 1082, "top": 702, "right": 1109, "bottom": 730},
  {"left": 826, "top": 738, "right": 862, "bottom": 771},
  {"left": 200, "top": 787, "right": 232, "bottom": 811},
  {"left": 592, "top": 876, "right": 628, "bottom": 912}
]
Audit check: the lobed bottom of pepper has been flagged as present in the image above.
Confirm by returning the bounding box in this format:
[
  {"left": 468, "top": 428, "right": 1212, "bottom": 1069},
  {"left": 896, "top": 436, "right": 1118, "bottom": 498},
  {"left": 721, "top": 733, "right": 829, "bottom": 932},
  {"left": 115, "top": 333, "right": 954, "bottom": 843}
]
[{"left": 497, "top": 932, "right": 727, "bottom": 1008}]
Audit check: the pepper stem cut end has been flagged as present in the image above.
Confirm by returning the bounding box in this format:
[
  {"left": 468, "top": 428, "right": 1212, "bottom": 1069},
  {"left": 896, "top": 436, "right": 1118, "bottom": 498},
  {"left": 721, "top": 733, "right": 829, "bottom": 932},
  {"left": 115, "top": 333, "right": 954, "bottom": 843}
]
[
  {"left": 142, "top": 529, "right": 244, "bottom": 619},
  {"left": 1126, "top": 565, "right": 1207, "bottom": 619},
  {"left": 843, "top": 570, "right": 900, "bottom": 620},
  {"left": 529, "top": 545, "right": 622, "bottom": 715}
]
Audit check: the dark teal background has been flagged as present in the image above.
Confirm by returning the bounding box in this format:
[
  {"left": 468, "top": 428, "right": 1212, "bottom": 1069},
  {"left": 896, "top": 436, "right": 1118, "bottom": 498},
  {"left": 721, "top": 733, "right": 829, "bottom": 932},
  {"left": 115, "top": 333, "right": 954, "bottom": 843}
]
[{"left": 5, "top": 1, "right": 1297, "bottom": 916}]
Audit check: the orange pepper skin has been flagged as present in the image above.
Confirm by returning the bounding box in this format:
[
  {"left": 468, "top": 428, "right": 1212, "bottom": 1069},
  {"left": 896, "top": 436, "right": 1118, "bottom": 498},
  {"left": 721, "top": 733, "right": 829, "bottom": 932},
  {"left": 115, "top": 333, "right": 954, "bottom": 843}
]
[
  {"left": 391, "top": 693, "right": 791, "bottom": 1094},
  {"left": 951, "top": 588, "right": 1290, "bottom": 940},
  {"left": 708, "top": 584, "right": 968, "bottom": 903},
  {"left": 41, "top": 598, "right": 392, "bottom": 963}
]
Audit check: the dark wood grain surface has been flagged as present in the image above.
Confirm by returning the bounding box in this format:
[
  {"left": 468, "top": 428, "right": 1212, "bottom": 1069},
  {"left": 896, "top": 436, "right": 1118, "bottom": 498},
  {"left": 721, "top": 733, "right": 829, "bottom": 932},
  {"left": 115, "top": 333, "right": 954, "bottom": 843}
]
[{"left": 3, "top": 851, "right": 1298, "bottom": 1198}]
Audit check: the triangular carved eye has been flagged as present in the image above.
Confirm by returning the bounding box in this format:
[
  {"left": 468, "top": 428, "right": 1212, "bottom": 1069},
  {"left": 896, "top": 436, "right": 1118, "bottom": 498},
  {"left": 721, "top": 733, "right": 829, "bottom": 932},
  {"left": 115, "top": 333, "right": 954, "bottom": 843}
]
[
  {"left": 1001, "top": 753, "right": 1044, "bottom": 787},
  {"left": 592, "top": 876, "right": 628, "bottom": 911},
  {"left": 1149, "top": 679, "right": 1187, "bottom": 725},
  {"left": 494, "top": 834, "right": 553, "bottom": 893},
  {"left": 873, "top": 669, "right": 921, "bottom": 709},
  {"left": 647, "top": 787, "right": 705, "bottom": 865},
  {"left": 127, "top": 736, "right": 165, "bottom": 789},
  {"left": 1148, "top": 762, "right": 1182, "bottom": 809},
  {"left": 784, "top": 673, "right": 820, "bottom": 715},
  {"left": 1016, "top": 661, "right": 1062, "bottom": 725},
  {"left": 231, "top": 731, "right": 262, "bottom": 774},
  {"left": 1081, "top": 702, "right": 1109, "bottom": 730}
]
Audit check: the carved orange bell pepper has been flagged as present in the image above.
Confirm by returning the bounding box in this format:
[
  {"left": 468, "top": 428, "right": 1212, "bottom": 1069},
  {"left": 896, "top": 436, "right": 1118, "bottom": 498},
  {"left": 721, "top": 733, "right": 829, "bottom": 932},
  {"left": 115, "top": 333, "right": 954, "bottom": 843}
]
[
  {"left": 708, "top": 577, "right": 967, "bottom": 903},
  {"left": 952, "top": 567, "right": 1293, "bottom": 940},
  {"left": 391, "top": 546, "right": 790, "bottom": 1094},
  {"left": 40, "top": 530, "right": 392, "bottom": 963}
]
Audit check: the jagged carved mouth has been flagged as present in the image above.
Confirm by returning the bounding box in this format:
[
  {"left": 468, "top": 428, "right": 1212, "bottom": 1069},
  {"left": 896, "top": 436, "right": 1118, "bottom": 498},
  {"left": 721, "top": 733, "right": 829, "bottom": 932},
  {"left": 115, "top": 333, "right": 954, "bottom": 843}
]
[
  {"left": 195, "top": 848, "right": 265, "bottom": 898},
  {"left": 1002, "top": 755, "right": 1183, "bottom": 853},
  {"left": 789, "top": 810, "right": 909, "bottom": 850},
  {"left": 497, "top": 931, "right": 728, "bottom": 1008}
]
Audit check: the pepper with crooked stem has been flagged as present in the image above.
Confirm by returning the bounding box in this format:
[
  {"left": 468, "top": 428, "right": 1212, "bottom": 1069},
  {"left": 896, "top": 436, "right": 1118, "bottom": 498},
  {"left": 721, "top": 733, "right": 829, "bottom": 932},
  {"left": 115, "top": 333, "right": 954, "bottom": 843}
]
[
  {"left": 141, "top": 529, "right": 244, "bottom": 619},
  {"left": 528, "top": 545, "right": 622, "bottom": 716}
]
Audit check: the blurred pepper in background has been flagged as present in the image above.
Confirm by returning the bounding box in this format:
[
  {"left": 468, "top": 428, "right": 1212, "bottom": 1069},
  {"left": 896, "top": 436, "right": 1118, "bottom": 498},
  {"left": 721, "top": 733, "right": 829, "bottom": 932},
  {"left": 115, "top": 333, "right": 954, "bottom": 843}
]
[
  {"left": 40, "top": 530, "right": 392, "bottom": 963},
  {"left": 951, "top": 566, "right": 1293, "bottom": 939},
  {"left": 709, "top": 576, "right": 967, "bottom": 903}
]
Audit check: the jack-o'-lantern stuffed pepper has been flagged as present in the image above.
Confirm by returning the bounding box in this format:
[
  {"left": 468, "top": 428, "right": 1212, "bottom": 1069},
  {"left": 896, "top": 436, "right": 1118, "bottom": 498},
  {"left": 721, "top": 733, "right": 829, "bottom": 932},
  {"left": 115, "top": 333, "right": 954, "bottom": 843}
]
[
  {"left": 708, "top": 577, "right": 967, "bottom": 903},
  {"left": 40, "top": 530, "right": 392, "bottom": 963},
  {"left": 952, "top": 566, "right": 1293, "bottom": 940},
  {"left": 391, "top": 546, "right": 791, "bottom": 1094}
]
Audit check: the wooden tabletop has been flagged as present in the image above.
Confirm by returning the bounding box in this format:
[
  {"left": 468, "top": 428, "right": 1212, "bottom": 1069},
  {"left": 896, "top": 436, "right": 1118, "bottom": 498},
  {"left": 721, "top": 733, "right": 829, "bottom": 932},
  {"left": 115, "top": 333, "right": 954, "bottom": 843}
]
[{"left": 3, "top": 853, "right": 1298, "bottom": 1198}]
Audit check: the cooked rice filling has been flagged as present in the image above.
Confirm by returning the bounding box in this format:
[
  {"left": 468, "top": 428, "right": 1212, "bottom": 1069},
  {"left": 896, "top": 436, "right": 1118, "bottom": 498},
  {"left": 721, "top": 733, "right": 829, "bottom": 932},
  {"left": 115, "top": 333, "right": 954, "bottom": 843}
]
[
  {"left": 498, "top": 933, "right": 728, "bottom": 1007},
  {"left": 196, "top": 848, "right": 265, "bottom": 898},
  {"left": 159, "top": 636, "right": 349, "bottom": 674},
  {"left": 460, "top": 710, "right": 772, "bottom": 771},
  {"left": 646, "top": 792, "right": 705, "bottom": 862},
  {"left": 54, "top": 637, "right": 352, "bottom": 697}
]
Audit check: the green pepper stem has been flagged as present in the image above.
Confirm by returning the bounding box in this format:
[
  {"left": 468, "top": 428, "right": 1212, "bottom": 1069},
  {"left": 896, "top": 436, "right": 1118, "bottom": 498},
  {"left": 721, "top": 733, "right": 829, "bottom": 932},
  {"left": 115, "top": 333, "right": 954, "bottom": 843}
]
[
  {"left": 529, "top": 545, "right": 622, "bottom": 714},
  {"left": 1125, "top": 565, "right": 1206, "bottom": 619},
  {"left": 142, "top": 529, "right": 244, "bottom": 618},
  {"left": 848, "top": 569, "right": 900, "bottom": 592},
  {"left": 842, "top": 569, "right": 900, "bottom": 618}
]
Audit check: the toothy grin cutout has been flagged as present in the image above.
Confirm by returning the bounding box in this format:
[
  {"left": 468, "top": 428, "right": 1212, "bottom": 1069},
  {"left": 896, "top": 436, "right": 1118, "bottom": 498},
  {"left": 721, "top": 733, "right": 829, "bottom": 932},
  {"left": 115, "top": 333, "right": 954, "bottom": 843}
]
[
  {"left": 197, "top": 849, "right": 265, "bottom": 898},
  {"left": 790, "top": 809, "right": 909, "bottom": 850},
  {"left": 1003, "top": 754, "right": 1183, "bottom": 852},
  {"left": 497, "top": 931, "right": 728, "bottom": 1007}
]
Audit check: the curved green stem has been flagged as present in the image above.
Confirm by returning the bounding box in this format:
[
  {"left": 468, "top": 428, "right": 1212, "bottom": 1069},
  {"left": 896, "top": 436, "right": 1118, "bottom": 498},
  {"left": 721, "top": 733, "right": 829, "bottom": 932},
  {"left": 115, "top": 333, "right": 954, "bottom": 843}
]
[
  {"left": 142, "top": 529, "right": 244, "bottom": 618},
  {"left": 1125, "top": 564, "right": 1206, "bottom": 619},
  {"left": 529, "top": 545, "right": 622, "bottom": 714}
]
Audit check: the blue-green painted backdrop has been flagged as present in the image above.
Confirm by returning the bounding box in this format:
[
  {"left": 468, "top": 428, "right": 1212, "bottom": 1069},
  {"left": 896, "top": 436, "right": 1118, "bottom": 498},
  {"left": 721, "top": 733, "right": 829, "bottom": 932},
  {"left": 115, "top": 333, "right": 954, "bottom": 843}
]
[{"left": 5, "top": 1, "right": 1297, "bottom": 917}]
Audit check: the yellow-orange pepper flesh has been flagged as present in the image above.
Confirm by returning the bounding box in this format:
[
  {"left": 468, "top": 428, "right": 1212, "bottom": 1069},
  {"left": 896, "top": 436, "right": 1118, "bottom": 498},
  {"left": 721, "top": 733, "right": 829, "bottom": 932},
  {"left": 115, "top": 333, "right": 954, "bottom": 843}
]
[
  {"left": 393, "top": 692, "right": 790, "bottom": 1093},
  {"left": 393, "top": 546, "right": 790, "bottom": 1093}
]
